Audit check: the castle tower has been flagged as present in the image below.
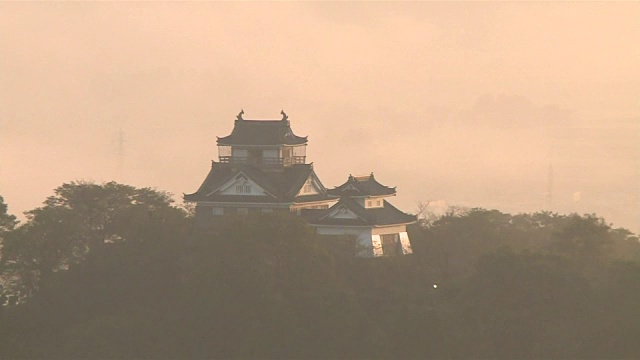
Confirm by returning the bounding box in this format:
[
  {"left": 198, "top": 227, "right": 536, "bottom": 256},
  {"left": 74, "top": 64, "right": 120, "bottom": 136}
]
[
  {"left": 184, "top": 111, "right": 337, "bottom": 224},
  {"left": 185, "top": 110, "right": 415, "bottom": 257},
  {"left": 302, "top": 173, "right": 416, "bottom": 257}
]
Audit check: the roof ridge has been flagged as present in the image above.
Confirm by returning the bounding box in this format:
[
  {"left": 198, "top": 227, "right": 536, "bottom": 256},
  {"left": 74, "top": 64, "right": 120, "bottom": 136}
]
[
  {"left": 353, "top": 172, "right": 374, "bottom": 180},
  {"left": 217, "top": 114, "right": 308, "bottom": 146},
  {"left": 238, "top": 119, "right": 286, "bottom": 123}
]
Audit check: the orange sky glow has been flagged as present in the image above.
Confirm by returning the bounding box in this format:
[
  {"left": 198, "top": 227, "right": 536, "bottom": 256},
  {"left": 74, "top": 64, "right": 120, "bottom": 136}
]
[{"left": 1, "top": 2, "right": 638, "bottom": 232}]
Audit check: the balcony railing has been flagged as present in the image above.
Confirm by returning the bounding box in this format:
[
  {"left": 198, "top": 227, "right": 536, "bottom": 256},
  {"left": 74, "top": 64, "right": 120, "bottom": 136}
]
[
  {"left": 284, "top": 156, "right": 306, "bottom": 166},
  {"left": 219, "top": 156, "right": 306, "bottom": 167}
]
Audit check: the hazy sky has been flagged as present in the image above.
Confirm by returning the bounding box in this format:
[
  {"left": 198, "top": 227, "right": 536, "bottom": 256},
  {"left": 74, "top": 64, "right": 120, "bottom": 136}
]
[{"left": 1, "top": 2, "right": 638, "bottom": 232}]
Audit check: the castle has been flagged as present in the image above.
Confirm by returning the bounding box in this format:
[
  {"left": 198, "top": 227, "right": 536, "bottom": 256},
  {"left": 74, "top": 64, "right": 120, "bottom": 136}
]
[{"left": 185, "top": 111, "right": 415, "bottom": 257}]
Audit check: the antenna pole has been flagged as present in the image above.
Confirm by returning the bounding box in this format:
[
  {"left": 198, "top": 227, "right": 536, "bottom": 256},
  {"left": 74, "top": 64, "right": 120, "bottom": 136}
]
[{"left": 117, "top": 128, "right": 126, "bottom": 181}]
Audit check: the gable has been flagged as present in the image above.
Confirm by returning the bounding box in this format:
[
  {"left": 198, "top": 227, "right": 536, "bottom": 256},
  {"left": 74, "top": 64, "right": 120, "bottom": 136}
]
[
  {"left": 343, "top": 184, "right": 359, "bottom": 192},
  {"left": 328, "top": 174, "right": 396, "bottom": 197},
  {"left": 296, "top": 175, "right": 322, "bottom": 196},
  {"left": 326, "top": 205, "right": 359, "bottom": 219},
  {"left": 209, "top": 173, "right": 272, "bottom": 197}
]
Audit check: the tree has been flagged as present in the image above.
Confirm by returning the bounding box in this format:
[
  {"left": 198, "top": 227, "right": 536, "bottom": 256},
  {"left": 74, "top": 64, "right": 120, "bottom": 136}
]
[
  {"left": 549, "top": 213, "right": 612, "bottom": 258},
  {"left": 0, "top": 211, "right": 369, "bottom": 359},
  {"left": 0, "top": 195, "right": 17, "bottom": 234},
  {"left": 0, "top": 181, "right": 190, "bottom": 301},
  {"left": 0, "top": 195, "right": 18, "bottom": 305},
  {"left": 2, "top": 191, "right": 639, "bottom": 359},
  {"left": 455, "top": 250, "right": 593, "bottom": 359},
  {"left": 417, "top": 208, "right": 516, "bottom": 281}
]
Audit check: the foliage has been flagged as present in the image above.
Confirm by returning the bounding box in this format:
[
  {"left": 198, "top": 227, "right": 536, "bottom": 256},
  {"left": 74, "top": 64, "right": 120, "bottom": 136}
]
[
  {"left": 0, "top": 181, "right": 190, "bottom": 303},
  {"left": 0, "top": 195, "right": 18, "bottom": 306},
  {"left": 0, "top": 195, "right": 17, "bottom": 234},
  {"left": 1, "top": 185, "right": 640, "bottom": 359}
]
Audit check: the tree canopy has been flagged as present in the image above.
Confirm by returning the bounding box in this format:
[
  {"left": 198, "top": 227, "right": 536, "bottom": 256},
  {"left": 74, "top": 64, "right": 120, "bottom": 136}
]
[
  {"left": 0, "top": 195, "right": 17, "bottom": 234},
  {"left": 1, "top": 184, "right": 639, "bottom": 359},
  {"left": 0, "top": 181, "right": 190, "bottom": 304}
]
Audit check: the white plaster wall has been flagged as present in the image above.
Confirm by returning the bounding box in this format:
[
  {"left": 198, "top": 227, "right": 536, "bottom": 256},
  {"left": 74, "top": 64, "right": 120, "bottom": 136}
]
[
  {"left": 262, "top": 149, "right": 279, "bottom": 159},
  {"left": 290, "top": 199, "right": 338, "bottom": 211},
  {"left": 372, "top": 226, "right": 413, "bottom": 256},
  {"left": 292, "top": 145, "right": 306, "bottom": 157},
  {"left": 315, "top": 226, "right": 374, "bottom": 257},
  {"left": 232, "top": 148, "right": 248, "bottom": 158},
  {"left": 371, "top": 235, "right": 383, "bottom": 257},
  {"left": 297, "top": 176, "right": 320, "bottom": 196},
  {"left": 372, "top": 225, "right": 407, "bottom": 235},
  {"left": 399, "top": 231, "right": 413, "bottom": 255},
  {"left": 364, "top": 198, "right": 384, "bottom": 209}
]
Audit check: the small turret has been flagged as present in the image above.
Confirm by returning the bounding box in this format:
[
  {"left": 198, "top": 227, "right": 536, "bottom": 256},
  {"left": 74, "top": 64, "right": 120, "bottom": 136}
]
[{"left": 328, "top": 173, "right": 396, "bottom": 208}]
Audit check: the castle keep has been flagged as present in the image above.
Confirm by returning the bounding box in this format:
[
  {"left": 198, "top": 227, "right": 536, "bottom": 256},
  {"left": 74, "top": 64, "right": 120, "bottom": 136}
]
[{"left": 185, "top": 111, "right": 414, "bottom": 257}]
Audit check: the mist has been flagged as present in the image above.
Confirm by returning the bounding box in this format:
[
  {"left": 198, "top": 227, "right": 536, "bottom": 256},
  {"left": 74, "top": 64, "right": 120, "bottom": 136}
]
[{"left": 1, "top": 2, "right": 638, "bottom": 232}]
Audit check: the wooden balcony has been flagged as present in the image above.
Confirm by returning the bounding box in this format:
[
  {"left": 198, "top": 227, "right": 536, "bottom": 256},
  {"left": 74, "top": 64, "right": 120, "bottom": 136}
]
[
  {"left": 219, "top": 156, "right": 306, "bottom": 167},
  {"left": 283, "top": 156, "right": 306, "bottom": 166}
]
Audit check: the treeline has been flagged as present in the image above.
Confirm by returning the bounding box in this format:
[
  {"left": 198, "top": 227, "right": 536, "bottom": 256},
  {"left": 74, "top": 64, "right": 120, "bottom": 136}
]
[{"left": 1, "top": 182, "right": 639, "bottom": 359}]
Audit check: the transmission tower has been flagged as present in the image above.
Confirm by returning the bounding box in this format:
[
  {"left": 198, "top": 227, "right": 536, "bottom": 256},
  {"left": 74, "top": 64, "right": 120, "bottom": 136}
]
[{"left": 116, "top": 128, "right": 126, "bottom": 180}]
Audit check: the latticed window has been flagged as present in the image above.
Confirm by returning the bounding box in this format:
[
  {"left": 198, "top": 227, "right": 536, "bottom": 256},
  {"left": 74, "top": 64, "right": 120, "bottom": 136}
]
[
  {"left": 212, "top": 207, "right": 224, "bottom": 216},
  {"left": 237, "top": 208, "right": 249, "bottom": 215},
  {"left": 236, "top": 185, "right": 251, "bottom": 194}
]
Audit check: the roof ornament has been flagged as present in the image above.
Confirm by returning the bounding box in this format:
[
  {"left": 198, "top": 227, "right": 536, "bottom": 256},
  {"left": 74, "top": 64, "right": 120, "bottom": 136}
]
[
  {"left": 280, "top": 109, "right": 288, "bottom": 122},
  {"left": 236, "top": 109, "right": 244, "bottom": 121}
]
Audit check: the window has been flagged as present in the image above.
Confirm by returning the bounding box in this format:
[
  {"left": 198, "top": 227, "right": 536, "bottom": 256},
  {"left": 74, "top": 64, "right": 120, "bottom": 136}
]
[
  {"left": 212, "top": 207, "right": 224, "bottom": 216},
  {"left": 367, "top": 199, "right": 382, "bottom": 208},
  {"left": 236, "top": 185, "right": 251, "bottom": 194},
  {"left": 261, "top": 208, "right": 273, "bottom": 213},
  {"left": 237, "top": 208, "right": 249, "bottom": 215}
]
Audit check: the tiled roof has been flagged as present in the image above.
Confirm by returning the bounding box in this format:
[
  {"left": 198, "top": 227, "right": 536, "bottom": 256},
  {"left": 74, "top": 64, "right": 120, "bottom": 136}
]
[
  {"left": 184, "top": 163, "right": 335, "bottom": 204},
  {"left": 217, "top": 119, "right": 308, "bottom": 146},
  {"left": 328, "top": 173, "right": 396, "bottom": 197},
  {"left": 293, "top": 194, "right": 336, "bottom": 203},
  {"left": 193, "top": 195, "right": 279, "bottom": 204},
  {"left": 302, "top": 197, "right": 416, "bottom": 227}
]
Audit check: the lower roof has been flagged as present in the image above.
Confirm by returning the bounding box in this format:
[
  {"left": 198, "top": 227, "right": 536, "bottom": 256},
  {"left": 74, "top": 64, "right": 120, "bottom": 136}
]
[
  {"left": 184, "top": 163, "right": 336, "bottom": 204},
  {"left": 301, "top": 197, "right": 416, "bottom": 227}
]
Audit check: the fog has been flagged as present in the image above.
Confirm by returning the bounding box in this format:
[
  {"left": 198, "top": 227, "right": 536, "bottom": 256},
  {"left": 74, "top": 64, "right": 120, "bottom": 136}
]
[{"left": 1, "top": 2, "right": 638, "bottom": 232}]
